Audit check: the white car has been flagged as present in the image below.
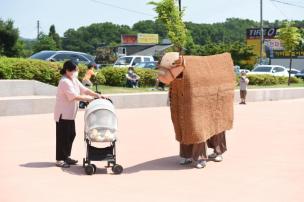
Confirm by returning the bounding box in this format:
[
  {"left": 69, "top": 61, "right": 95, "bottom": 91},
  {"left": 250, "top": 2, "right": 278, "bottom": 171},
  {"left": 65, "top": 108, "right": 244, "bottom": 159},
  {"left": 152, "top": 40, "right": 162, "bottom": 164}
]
[
  {"left": 113, "top": 55, "right": 154, "bottom": 67},
  {"left": 239, "top": 69, "right": 250, "bottom": 74},
  {"left": 287, "top": 68, "right": 301, "bottom": 77},
  {"left": 248, "top": 65, "right": 289, "bottom": 77}
]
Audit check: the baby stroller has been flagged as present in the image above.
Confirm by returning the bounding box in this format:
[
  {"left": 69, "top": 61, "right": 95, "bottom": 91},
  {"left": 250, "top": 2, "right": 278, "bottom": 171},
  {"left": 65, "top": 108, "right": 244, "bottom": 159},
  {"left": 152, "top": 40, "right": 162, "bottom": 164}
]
[{"left": 83, "top": 98, "right": 123, "bottom": 175}]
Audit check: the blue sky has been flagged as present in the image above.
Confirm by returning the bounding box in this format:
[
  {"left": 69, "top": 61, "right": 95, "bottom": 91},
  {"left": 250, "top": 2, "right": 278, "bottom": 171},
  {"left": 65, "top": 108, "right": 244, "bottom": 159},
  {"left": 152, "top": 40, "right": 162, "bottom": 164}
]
[{"left": 1, "top": 0, "right": 303, "bottom": 38}]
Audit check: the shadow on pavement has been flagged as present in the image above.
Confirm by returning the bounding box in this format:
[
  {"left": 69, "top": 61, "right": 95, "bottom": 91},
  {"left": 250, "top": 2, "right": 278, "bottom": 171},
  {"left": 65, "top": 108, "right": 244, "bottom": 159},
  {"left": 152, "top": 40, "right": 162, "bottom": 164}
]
[
  {"left": 62, "top": 165, "right": 108, "bottom": 176},
  {"left": 124, "top": 156, "right": 193, "bottom": 174},
  {"left": 20, "top": 156, "right": 193, "bottom": 175},
  {"left": 20, "top": 162, "right": 55, "bottom": 168}
]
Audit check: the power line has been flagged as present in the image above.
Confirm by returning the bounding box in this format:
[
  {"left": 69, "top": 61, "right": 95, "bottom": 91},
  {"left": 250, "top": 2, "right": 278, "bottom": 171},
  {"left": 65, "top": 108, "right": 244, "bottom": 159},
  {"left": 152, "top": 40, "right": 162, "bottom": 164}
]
[
  {"left": 270, "top": 0, "right": 304, "bottom": 8},
  {"left": 269, "top": 0, "right": 288, "bottom": 18},
  {"left": 90, "top": 0, "right": 154, "bottom": 17}
]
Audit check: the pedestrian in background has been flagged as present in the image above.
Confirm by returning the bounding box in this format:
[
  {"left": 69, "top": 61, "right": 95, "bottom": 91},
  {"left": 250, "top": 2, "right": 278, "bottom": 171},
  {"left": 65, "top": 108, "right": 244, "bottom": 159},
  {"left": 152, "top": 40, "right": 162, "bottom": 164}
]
[
  {"left": 82, "top": 63, "right": 96, "bottom": 87},
  {"left": 126, "top": 67, "right": 140, "bottom": 88},
  {"left": 239, "top": 71, "right": 249, "bottom": 104}
]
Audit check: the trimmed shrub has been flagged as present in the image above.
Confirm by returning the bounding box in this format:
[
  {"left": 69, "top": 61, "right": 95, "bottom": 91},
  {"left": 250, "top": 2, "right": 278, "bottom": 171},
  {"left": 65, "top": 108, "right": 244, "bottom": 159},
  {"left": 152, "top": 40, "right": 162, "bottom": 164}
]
[
  {"left": 135, "top": 68, "right": 158, "bottom": 86},
  {"left": 100, "top": 67, "right": 128, "bottom": 86},
  {"left": 91, "top": 71, "right": 106, "bottom": 85},
  {"left": 245, "top": 74, "right": 303, "bottom": 86},
  {"left": 289, "top": 76, "right": 302, "bottom": 84},
  {"left": 0, "top": 58, "right": 14, "bottom": 79},
  {"left": 0, "top": 57, "right": 87, "bottom": 86}
]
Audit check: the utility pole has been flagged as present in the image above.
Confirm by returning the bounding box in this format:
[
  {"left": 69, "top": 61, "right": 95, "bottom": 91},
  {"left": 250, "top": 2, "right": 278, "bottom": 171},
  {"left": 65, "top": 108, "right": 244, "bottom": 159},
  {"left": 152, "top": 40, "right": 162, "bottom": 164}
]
[
  {"left": 37, "top": 20, "right": 40, "bottom": 40},
  {"left": 260, "top": 0, "right": 264, "bottom": 64},
  {"left": 178, "top": 0, "right": 181, "bottom": 13}
]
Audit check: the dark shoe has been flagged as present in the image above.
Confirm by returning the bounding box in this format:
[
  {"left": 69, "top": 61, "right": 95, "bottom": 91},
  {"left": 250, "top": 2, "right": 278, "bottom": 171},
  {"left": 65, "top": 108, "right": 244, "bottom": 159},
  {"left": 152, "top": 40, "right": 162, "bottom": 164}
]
[
  {"left": 66, "top": 157, "right": 78, "bottom": 165},
  {"left": 56, "top": 161, "right": 70, "bottom": 168}
]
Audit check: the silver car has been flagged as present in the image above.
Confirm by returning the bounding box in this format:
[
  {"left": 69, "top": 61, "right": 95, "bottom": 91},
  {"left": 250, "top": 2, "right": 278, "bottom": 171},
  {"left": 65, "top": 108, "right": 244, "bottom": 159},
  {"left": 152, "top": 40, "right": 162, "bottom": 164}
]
[{"left": 30, "top": 50, "right": 96, "bottom": 66}]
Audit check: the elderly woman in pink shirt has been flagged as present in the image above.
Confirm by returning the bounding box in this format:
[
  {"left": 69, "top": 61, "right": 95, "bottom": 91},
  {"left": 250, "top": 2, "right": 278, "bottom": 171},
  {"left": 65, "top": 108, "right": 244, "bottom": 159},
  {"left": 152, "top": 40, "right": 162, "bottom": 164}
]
[{"left": 54, "top": 60, "right": 103, "bottom": 168}]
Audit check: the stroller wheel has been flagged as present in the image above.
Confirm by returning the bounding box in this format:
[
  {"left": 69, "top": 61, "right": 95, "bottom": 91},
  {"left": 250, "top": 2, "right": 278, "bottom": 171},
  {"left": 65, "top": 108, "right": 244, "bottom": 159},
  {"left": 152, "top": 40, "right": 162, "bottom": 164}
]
[
  {"left": 112, "top": 164, "right": 123, "bottom": 174},
  {"left": 82, "top": 158, "right": 86, "bottom": 168},
  {"left": 91, "top": 164, "right": 97, "bottom": 173},
  {"left": 85, "top": 165, "right": 94, "bottom": 175}
]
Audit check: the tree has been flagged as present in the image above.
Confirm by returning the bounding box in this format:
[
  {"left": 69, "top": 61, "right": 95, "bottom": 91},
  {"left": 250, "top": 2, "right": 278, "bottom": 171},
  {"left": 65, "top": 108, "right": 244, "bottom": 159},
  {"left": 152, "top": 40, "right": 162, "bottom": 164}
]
[
  {"left": 276, "top": 21, "right": 303, "bottom": 85},
  {"left": 187, "top": 42, "right": 256, "bottom": 69},
  {"left": 62, "top": 22, "right": 134, "bottom": 54},
  {"left": 48, "top": 25, "right": 61, "bottom": 49},
  {"left": 132, "top": 20, "right": 156, "bottom": 34},
  {"left": 0, "top": 19, "right": 21, "bottom": 57},
  {"left": 33, "top": 33, "right": 57, "bottom": 53},
  {"left": 148, "top": 0, "right": 188, "bottom": 51},
  {"left": 132, "top": 20, "right": 167, "bottom": 39}
]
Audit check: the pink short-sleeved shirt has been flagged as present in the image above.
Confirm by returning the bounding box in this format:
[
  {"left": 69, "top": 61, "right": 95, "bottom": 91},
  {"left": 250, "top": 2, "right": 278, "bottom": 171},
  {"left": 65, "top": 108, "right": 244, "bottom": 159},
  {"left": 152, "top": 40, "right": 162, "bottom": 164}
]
[{"left": 54, "top": 76, "right": 88, "bottom": 122}]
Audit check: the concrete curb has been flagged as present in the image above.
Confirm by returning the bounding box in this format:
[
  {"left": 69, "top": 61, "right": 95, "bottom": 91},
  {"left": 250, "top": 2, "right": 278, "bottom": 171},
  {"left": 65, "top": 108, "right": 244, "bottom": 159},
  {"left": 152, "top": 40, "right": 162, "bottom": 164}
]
[{"left": 1, "top": 80, "right": 304, "bottom": 116}]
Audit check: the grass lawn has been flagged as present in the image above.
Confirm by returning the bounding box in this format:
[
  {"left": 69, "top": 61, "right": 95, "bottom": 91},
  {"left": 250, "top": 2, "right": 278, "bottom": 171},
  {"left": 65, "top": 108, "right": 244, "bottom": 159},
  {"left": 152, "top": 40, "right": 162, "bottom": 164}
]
[
  {"left": 90, "top": 85, "right": 166, "bottom": 94},
  {"left": 91, "top": 83, "right": 304, "bottom": 94}
]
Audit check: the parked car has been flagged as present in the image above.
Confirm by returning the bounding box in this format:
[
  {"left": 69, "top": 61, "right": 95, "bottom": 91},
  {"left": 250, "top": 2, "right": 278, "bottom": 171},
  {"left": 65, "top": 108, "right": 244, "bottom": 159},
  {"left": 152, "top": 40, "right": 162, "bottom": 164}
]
[
  {"left": 113, "top": 55, "right": 154, "bottom": 67},
  {"left": 30, "top": 50, "right": 97, "bottom": 67},
  {"left": 234, "top": 65, "right": 240, "bottom": 75},
  {"left": 239, "top": 69, "right": 250, "bottom": 74},
  {"left": 134, "top": 61, "right": 157, "bottom": 69},
  {"left": 247, "top": 65, "right": 289, "bottom": 77},
  {"left": 287, "top": 68, "right": 301, "bottom": 77},
  {"left": 295, "top": 69, "right": 304, "bottom": 80}
]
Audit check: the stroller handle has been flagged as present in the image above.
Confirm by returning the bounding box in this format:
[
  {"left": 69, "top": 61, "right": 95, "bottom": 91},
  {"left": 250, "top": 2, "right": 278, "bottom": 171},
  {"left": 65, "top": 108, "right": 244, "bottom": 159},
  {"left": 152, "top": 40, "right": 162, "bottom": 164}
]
[
  {"left": 95, "top": 97, "right": 113, "bottom": 104},
  {"left": 80, "top": 97, "right": 113, "bottom": 109}
]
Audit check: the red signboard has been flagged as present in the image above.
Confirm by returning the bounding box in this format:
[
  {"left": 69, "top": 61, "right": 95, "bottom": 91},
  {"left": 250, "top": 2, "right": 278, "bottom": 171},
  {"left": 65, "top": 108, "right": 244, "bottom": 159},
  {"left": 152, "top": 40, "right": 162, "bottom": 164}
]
[{"left": 121, "top": 35, "right": 137, "bottom": 44}]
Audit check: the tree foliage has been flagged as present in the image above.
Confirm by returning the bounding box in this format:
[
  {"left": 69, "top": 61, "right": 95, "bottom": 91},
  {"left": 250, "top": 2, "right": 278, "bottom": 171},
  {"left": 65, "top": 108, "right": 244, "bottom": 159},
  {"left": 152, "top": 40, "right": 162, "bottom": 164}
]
[
  {"left": 187, "top": 42, "right": 256, "bottom": 69},
  {"left": 148, "top": 0, "right": 188, "bottom": 51},
  {"left": 276, "top": 21, "right": 303, "bottom": 85},
  {"left": 62, "top": 22, "right": 134, "bottom": 54},
  {"left": 276, "top": 22, "right": 302, "bottom": 52},
  {"left": 49, "top": 25, "right": 61, "bottom": 49},
  {"left": 33, "top": 33, "right": 57, "bottom": 53},
  {"left": 0, "top": 19, "right": 23, "bottom": 57}
]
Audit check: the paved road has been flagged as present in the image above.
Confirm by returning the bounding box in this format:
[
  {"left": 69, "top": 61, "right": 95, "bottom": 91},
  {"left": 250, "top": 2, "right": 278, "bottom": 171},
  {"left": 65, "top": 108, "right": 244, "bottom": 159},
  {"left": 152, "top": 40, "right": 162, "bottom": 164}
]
[{"left": 0, "top": 99, "right": 303, "bottom": 202}]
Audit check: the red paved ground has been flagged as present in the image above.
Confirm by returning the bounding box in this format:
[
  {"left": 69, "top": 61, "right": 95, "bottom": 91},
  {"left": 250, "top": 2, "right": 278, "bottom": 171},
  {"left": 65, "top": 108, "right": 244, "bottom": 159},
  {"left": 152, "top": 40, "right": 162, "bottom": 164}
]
[{"left": 0, "top": 99, "right": 304, "bottom": 202}]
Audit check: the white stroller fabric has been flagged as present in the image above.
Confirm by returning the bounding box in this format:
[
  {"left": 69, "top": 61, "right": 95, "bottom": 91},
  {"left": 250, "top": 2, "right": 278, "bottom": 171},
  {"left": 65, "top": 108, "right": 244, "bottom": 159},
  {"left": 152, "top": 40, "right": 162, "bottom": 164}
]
[{"left": 84, "top": 99, "right": 117, "bottom": 142}]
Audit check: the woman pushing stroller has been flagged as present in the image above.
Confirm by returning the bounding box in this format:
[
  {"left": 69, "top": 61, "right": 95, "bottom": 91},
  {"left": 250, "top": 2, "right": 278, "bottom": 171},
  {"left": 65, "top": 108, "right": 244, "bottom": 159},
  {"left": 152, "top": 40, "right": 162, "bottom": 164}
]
[{"left": 54, "top": 60, "right": 105, "bottom": 168}]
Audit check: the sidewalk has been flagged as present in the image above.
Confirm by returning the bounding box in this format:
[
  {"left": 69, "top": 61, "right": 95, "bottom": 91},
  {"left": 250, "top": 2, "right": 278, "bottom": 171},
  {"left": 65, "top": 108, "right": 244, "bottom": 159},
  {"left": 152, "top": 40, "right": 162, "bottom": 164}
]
[{"left": 0, "top": 99, "right": 303, "bottom": 202}]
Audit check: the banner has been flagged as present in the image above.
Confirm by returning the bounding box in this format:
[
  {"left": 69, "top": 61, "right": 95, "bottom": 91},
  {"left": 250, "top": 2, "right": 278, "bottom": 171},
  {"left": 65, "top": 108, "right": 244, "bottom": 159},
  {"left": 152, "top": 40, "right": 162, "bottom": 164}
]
[
  {"left": 137, "top": 33, "right": 159, "bottom": 44},
  {"left": 121, "top": 35, "right": 137, "bottom": 45}
]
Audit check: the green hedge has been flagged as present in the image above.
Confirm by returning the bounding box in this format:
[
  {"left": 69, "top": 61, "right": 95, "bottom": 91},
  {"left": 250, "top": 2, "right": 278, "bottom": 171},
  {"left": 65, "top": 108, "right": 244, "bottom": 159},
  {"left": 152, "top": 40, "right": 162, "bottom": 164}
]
[
  {"left": 0, "top": 57, "right": 88, "bottom": 86},
  {"left": 0, "top": 57, "right": 62, "bottom": 85},
  {"left": 100, "top": 67, "right": 157, "bottom": 87},
  {"left": 245, "top": 74, "right": 302, "bottom": 86},
  {"left": 0, "top": 57, "right": 157, "bottom": 87},
  {"left": 1, "top": 57, "right": 301, "bottom": 87}
]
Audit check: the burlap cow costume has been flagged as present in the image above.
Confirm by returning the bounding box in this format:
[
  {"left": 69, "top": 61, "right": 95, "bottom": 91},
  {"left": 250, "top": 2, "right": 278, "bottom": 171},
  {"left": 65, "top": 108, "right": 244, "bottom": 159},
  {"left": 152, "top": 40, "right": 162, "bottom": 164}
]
[{"left": 158, "top": 52, "right": 235, "bottom": 168}]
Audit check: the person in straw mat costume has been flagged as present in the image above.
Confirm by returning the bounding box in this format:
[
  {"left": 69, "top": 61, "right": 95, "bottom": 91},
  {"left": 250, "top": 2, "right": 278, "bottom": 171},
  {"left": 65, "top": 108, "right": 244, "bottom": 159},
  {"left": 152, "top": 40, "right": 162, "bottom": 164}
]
[{"left": 158, "top": 52, "right": 235, "bottom": 168}]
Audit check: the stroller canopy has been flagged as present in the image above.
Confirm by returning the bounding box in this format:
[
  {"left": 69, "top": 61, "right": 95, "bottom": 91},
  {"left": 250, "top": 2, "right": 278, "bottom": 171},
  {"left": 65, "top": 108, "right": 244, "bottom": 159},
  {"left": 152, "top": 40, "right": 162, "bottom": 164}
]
[{"left": 84, "top": 99, "right": 117, "bottom": 133}]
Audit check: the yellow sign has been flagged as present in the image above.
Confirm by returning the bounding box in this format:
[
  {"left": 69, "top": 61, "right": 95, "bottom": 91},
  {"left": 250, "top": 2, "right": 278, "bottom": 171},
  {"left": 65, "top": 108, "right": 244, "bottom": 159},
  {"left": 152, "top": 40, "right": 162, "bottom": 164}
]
[{"left": 137, "top": 33, "right": 159, "bottom": 44}]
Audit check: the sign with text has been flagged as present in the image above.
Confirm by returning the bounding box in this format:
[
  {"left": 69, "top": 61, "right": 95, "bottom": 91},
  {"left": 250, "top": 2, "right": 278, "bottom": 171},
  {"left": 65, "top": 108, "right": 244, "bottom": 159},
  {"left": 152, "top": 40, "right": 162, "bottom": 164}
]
[
  {"left": 137, "top": 33, "right": 159, "bottom": 44},
  {"left": 246, "top": 28, "right": 277, "bottom": 39},
  {"left": 121, "top": 35, "right": 137, "bottom": 45}
]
